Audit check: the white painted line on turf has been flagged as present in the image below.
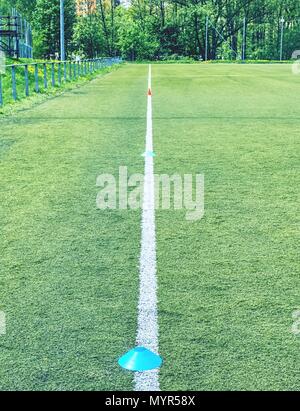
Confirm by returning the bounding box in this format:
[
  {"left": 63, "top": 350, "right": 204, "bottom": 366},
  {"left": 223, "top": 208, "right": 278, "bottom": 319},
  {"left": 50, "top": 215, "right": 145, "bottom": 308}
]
[{"left": 134, "top": 65, "right": 160, "bottom": 391}]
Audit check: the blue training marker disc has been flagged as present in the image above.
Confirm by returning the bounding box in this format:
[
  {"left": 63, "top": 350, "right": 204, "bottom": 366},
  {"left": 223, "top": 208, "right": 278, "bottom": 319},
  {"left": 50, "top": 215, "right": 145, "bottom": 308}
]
[
  {"left": 118, "top": 347, "right": 163, "bottom": 372},
  {"left": 142, "top": 151, "right": 156, "bottom": 158}
]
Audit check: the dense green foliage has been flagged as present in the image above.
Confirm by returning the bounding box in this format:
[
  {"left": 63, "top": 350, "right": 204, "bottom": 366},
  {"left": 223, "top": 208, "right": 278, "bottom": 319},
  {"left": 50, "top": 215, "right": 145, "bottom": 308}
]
[
  {"left": 33, "top": 0, "right": 76, "bottom": 58},
  {"left": 1, "top": 0, "right": 300, "bottom": 60}
]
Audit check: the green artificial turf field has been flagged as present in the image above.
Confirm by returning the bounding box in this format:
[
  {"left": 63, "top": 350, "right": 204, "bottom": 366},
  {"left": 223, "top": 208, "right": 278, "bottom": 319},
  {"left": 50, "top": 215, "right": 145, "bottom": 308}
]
[{"left": 0, "top": 64, "right": 299, "bottom": 390}]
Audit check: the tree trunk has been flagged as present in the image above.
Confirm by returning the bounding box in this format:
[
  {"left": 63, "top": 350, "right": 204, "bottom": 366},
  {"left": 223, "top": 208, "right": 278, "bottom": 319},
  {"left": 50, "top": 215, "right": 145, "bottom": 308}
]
[{"left": 98, "top": 0, "right": 111, "bottom": 55}]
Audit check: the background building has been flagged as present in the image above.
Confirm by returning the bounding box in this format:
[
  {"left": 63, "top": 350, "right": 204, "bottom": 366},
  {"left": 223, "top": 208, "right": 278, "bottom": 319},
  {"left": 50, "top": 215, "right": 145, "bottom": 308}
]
[
  {"left": 76, "top": 1, "right": 128, "bottom": 17},
  {"left": 120, "top": 0, "right": 130, "bottom": 7},
  {"left": 76, "top": 0, "right": 97, "bottom": 16}
]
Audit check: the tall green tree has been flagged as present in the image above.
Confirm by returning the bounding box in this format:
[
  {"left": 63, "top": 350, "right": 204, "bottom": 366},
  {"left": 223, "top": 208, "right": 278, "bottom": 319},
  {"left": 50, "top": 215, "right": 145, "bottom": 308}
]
[
  {"left": 33, "top": 0, "right": 76, "bottom": 58},
  {"left": 73, "top": 13, "right": 105, "bottom": 57}
]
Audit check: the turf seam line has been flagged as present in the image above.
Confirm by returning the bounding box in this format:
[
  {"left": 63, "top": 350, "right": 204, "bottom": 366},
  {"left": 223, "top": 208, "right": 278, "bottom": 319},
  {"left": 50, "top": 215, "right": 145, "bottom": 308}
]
[{"left": 134, "top": 65, "right": 160, "bottom": 391}]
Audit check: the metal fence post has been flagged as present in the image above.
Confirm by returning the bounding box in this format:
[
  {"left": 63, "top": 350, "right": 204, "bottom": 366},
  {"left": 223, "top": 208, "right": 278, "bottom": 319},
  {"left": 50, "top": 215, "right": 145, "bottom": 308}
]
[
  {"left": 58, "top": 63, "right": 61, "bottom": 85},
  {"left": 43, "top": 63, "right": 48, "bottom": 89},
  {"left": 63, "top": 62, "right": 67, "bottom": 82},
  {"left": 24, "top": 64, "right": 29, "bottom": 96},
  {"left": 242, "top": 17, "right": 246, "bottom": 62},
  {"left": 205, "top": 16, "right": 209, "bottom": 61},
  {"left": 34, "top": 64, "right": 39, "bottom": 93},
  {"left": 51, "top": 63, "right": 55, "bottom": 87},
  {"left": 11, "top": 65, "right": 17, "bottom": 101},
  {"left": 0, "top": 76, "right": 3, "bottom": 107},
  {"left": 69, "top": 61, "right": 72, "bottom": 80},
  {"left": 280, "top": 17, "right": 285, "bottom": 61}
]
